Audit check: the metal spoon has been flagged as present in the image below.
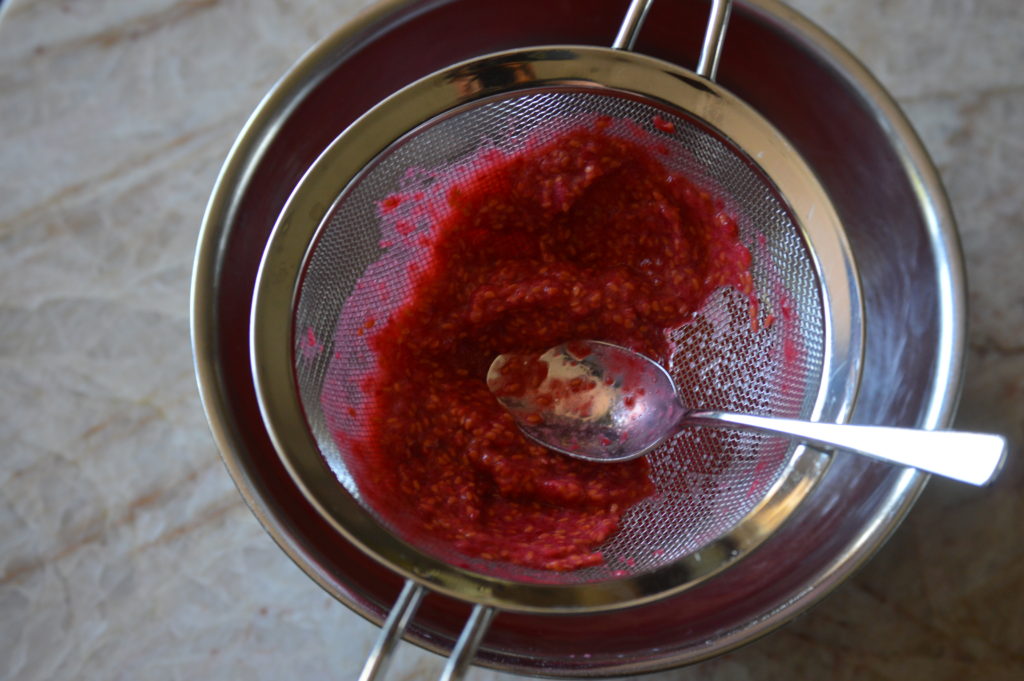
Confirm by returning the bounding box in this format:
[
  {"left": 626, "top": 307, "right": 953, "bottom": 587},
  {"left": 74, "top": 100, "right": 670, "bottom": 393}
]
[{"left": 486, "top": 340, "right": 1006, "bottom": 486}]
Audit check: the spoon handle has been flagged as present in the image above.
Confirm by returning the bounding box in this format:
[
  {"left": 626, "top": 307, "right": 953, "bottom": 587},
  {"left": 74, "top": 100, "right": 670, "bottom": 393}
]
[{"left": 684, "top": 411, "right": 1007, "bottom": 486}]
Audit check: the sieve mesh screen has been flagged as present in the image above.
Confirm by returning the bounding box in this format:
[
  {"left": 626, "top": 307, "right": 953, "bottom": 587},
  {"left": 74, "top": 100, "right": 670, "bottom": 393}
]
[{"left": 291, "top": 89, "right": 825, "bottom": 585}]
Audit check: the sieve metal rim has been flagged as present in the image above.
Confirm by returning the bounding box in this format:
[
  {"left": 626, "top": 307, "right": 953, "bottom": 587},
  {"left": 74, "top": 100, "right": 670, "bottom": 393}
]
[{"left": 250, "top": 45, "right": 864, "bottom": 614}]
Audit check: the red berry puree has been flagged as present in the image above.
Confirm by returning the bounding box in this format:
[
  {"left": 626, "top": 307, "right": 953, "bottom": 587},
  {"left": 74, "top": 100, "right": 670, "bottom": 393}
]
[{"left": 339, "top": 119, "right": 753, "bottom": 571}]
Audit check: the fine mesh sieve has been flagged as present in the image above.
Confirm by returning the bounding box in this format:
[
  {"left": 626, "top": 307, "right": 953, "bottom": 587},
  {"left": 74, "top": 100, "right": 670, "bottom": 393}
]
[
  {"left": 295, "top": 90, "right": 825, "bottom": 584},
  {"left": 249, "top": 0, "right": 862, "bottom": 678}
]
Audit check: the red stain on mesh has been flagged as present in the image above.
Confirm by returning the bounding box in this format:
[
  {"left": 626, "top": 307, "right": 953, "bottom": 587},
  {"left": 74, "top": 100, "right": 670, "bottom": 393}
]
[
  {"left": 652, "top": 114, "right": 676, "bottom": 134},
  {"left": 300, "top": 326, "right": 323, "bottom": 360}
]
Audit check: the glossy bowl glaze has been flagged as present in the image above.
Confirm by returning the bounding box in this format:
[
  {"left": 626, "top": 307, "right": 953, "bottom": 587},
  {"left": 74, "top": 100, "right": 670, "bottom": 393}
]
[{"left": 191, "top": 0, "right": 963, "bottom": 675}]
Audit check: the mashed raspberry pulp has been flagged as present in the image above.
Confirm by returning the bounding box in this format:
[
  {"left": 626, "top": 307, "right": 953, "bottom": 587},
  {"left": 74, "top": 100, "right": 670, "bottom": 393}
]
[{"left": 346, "top": 120, "right": 753, "bottom": 571}]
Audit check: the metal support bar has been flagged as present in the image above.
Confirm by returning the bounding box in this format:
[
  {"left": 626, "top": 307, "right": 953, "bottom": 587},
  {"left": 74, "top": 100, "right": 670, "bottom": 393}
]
[
  {"left": 613, "top": 0, "right": 655, "bottom": 50},
  {"left": 359, "top": 580, "right": 426, "bottom": 681},
  {"left": 439, "top": 605, "right": 497, "bottom": 681},
  {"left": 696, "top": 0, "right": 734, "bottom": 80}
]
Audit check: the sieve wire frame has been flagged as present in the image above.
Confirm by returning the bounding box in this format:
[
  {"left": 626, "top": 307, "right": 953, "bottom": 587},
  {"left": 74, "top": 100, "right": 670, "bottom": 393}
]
[{"left": 250, "top": 45, "right": 864, "bottom": 614}]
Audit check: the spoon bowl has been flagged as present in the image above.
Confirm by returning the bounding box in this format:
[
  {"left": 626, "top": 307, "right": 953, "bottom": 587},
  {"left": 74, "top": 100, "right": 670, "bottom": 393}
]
[{"left": 487, "top": 340, "right": 1006, "bottom": 485}]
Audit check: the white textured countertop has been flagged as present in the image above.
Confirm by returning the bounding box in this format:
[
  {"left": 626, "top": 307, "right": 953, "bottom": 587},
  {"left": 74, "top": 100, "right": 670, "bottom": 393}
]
[{"left": 2, "top": 1, "right": 1021, "bottom": 679}]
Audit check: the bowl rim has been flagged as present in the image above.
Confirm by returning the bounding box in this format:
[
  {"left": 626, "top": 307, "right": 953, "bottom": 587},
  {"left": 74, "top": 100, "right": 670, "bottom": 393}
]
[{"left": 190, "top": 0, "right": 965, "bottom": 673}]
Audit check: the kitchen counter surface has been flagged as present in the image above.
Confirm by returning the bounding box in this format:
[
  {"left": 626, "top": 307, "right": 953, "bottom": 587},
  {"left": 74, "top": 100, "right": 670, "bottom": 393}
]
[{"left": 2, "top": 1, "right": 1021, "bottom": 679}]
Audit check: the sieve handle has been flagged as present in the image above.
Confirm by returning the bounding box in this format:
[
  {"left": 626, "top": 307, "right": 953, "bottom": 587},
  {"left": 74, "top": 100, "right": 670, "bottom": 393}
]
[
  {"left": 358, "top": 579, "right": 496, "bottom": 681},
  {"left": 612, "top": 0, "right": 734, "bottom": 81},
  {"left": 612, "top": 0, "right": 654, "bottom": 50},
  {"left": 697, "top": 0, "right": 734, "bottom": 80},
  {"left": 440, "top": 605, "right": 497, "bottom": 681},
  {"left": 359, "top": 580, "right": 425, "bottom": 681},
  {"left": 684, "top": 411, "right": 1008, "bottom": 486}
]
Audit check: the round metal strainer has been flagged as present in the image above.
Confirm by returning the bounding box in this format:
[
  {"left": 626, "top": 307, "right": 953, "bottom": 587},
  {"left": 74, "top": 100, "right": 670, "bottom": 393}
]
[{"left": 250, "top": 1, "right": 862, "bottom": 678}]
